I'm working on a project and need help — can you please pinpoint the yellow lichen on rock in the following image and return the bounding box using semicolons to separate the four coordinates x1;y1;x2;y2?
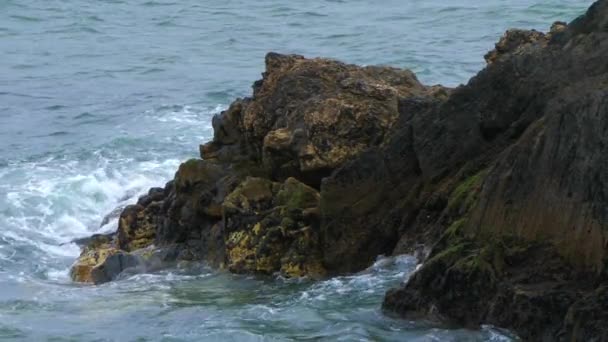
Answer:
116;205;157;252
225;230;254;272
281;259;326;278
70;244;119;283
223;177;326;278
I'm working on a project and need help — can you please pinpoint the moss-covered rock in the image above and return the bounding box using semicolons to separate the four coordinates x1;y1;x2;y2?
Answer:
382;3;608;339
201;52;441;188
69;4;608;338
73;50;440;284
223;177;325;278
117;204;157;252
446;170;487;215
70;243;119;284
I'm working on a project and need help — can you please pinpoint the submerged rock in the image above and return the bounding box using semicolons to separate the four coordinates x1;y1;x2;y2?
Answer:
70;232;115;248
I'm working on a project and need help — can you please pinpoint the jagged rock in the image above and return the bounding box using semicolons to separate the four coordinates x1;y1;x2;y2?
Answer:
117;204;157;252
70;229;140;284
484;29;547;64
560;285;608;340
69;232;142;284
382;1;608;340
201;52;438;187
87;252;141;284
319;96;442;274
136;187;165;207
70;1;608;339
223;177;325;277
72;52;435;283
70;234;119;283
70;243;177;284
70;245;121;284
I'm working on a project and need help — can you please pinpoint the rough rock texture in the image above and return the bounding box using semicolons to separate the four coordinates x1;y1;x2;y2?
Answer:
484;29;548;64
71;52;441;283
483;22;568;65
383;1;608;341
201;53;435;187
71;0;608;339
70;234;141;284
223;177;325;277
70;234;119;283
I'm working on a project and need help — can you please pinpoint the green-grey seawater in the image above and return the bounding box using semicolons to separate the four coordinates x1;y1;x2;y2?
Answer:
0;0;593;340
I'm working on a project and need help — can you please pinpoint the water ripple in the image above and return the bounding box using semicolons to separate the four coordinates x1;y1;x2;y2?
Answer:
0;0;594;340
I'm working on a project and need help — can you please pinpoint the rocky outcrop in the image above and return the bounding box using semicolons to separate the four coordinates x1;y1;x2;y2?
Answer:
201;53;437;187
483;22;568;65
71;52;443;283
223;177;325;277
382;1;608;340
71;0;608;339
484;29;548;64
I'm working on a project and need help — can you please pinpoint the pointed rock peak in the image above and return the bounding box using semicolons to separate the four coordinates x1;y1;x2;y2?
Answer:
568;0;608;35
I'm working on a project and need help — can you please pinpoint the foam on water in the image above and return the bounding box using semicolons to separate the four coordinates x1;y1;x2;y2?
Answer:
0;0;595;339
154;104;225;125
0;104;219;283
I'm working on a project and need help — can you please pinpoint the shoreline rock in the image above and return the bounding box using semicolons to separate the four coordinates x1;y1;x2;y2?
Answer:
381;1;608;340
71;52;444;282
71;0;608;339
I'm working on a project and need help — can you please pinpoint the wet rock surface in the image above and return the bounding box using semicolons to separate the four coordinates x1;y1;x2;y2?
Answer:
382;1;608;340
223;177;325;277
72;0;608;339
72;52;441;283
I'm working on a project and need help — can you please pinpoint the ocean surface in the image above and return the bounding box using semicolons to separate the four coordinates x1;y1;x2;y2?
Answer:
0;0;594;340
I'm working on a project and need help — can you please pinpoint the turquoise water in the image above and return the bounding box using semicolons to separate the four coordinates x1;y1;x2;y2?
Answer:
0;0;593;340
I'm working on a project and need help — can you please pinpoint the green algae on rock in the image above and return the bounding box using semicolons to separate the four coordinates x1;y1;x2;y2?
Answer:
223;177;325;277
382;1;608;340
70;1;608;339
71;51;440;283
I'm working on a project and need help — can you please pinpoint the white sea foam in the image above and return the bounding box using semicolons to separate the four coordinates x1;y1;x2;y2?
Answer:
0;100;235;283
46;268;71;281
0;148;188;277
98;217;119;235
290;255;417;306
153;104;225;127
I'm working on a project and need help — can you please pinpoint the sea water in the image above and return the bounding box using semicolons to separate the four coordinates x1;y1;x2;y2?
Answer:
0;0;593;340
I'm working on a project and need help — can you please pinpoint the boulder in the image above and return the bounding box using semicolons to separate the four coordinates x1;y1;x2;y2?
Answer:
70;234;140;284
72;52;437;283
201;52;439;187
484;29;547;64
70;243;119;284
